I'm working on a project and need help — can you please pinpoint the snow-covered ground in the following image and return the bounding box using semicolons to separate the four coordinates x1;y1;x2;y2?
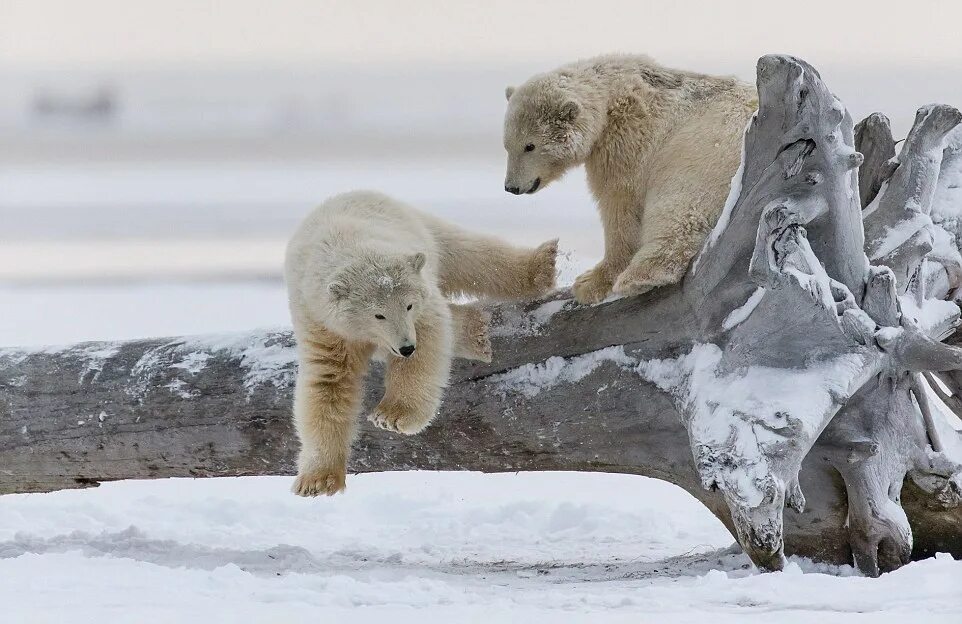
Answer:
4;473;960;623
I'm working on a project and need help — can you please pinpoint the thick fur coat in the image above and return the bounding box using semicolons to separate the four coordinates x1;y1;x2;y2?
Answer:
503;54;757;303
285;190;557;495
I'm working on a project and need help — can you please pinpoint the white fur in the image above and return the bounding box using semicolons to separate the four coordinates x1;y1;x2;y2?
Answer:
285;190;558;496
503;54;758;303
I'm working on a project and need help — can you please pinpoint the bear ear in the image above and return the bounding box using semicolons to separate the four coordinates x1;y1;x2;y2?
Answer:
328;280;350;301
559;100;580;123
504;86;515;101
408;252;426;273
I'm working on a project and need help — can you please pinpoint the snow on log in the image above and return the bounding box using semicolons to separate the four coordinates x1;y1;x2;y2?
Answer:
2;55;962;575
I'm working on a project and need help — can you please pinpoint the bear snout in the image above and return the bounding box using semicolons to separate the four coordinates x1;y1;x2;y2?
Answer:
505;184;522;195
399;344;416;358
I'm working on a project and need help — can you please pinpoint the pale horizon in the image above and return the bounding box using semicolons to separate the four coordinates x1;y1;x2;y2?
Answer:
2;0;961;283
2;0;961;71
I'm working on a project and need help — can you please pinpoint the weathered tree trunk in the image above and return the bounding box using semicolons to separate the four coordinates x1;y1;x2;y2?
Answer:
2;55;961;576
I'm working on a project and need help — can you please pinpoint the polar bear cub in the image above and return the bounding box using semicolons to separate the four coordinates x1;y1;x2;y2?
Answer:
285;190;558;496
503;54;757;303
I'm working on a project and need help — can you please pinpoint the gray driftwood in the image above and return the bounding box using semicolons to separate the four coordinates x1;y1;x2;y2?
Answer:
2;55;962;576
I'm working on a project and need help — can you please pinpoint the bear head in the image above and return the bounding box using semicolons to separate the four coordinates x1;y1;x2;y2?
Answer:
502;75;600;195
325;252;428;358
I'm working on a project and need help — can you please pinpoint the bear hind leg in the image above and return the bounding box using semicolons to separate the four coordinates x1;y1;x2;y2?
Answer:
430;217;558;300
449;303;492;363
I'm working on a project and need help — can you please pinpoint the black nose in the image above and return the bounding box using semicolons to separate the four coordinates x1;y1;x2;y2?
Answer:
399;345;416;357
505;185;522;195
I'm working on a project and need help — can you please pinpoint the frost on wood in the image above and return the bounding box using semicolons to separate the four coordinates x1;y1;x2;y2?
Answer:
3;55;962;576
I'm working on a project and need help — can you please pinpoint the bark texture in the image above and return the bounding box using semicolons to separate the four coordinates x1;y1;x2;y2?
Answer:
2;55;961;575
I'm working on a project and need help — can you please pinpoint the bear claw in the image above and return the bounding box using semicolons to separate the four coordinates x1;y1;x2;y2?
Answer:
612;264;675;296
292;468;346;497
369;404;432;435
572;266;613;305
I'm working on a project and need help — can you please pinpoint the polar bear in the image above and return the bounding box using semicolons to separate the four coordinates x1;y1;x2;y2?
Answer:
285;190;558;496
503;54;757;304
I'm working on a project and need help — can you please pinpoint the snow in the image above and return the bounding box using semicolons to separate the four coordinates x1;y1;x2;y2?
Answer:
638;344;871;507
932;132;962;225
170;351;212;375
861;179;889;219
489;297;573;338
899;293;961;336
491;346;634;398
3;474;962;623
722;287;766;330
115;329;296;401
866;212;934;260
693;113;754;271
186;331;298;393
530;298;569;326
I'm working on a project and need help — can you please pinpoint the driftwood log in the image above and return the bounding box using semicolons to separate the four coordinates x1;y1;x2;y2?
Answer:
2;55;962;576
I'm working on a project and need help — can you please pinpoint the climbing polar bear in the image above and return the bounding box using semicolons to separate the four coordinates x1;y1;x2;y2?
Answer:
503;54;757;304
285;190;558;496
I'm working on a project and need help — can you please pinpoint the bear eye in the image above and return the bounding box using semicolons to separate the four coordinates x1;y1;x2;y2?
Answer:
524;143;535;152
406;304;413;311
374;314;386;320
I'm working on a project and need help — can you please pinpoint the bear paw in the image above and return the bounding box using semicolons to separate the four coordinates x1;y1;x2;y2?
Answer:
527;238;559;295
369;402;433;435
291;467;346;497
454;306;492;363
612;263;677;296
572;265;613;305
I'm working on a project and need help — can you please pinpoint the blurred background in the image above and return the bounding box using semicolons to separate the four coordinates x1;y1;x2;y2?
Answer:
2;0;961;346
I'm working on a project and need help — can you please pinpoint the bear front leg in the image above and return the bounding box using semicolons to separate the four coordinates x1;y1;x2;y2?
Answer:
449;303;492;363
612;245;688;296
572;264;617;305
572;206;640;305
612;209;709;296
291;335;373;497
370;302;453;434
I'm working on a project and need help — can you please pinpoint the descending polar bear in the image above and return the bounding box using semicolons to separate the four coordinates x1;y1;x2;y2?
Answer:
285;190;558;496
503;54;757;303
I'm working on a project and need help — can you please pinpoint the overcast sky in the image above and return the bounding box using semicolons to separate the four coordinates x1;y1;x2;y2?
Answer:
2;0;961;70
